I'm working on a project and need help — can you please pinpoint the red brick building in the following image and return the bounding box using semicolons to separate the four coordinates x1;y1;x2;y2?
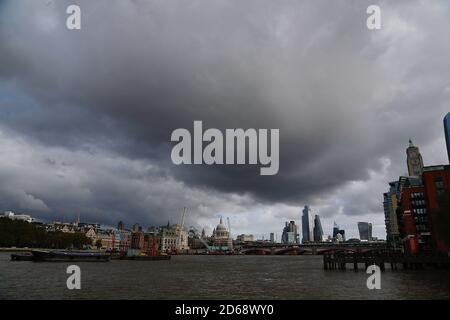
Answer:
396;166;450;254
143;233;159;255
397;185;428;254
131;231;144;249
422;165;450;253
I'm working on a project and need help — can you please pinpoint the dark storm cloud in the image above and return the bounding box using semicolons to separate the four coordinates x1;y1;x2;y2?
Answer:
1;0;450;235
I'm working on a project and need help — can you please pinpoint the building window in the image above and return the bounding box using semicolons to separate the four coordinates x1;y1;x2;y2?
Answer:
434;176;445;196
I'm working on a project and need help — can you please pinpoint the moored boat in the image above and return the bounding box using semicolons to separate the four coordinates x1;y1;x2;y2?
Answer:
112;233;171;261
114;254;171;261
31;250;111;262
11;252;34;261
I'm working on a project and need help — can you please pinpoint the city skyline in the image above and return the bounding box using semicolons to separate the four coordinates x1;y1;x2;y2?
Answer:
1;207;378;243
0;127;444;243
1;0;450;240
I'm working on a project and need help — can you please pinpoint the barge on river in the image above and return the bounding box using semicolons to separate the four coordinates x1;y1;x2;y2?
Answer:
29;250;111;262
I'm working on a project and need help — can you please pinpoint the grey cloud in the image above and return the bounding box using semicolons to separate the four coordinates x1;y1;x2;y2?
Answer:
1;0;449;237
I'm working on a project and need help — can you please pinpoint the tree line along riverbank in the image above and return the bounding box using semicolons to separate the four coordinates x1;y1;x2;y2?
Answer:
0;218;91;250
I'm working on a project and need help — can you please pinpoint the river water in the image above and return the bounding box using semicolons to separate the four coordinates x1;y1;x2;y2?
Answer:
1;253;449;299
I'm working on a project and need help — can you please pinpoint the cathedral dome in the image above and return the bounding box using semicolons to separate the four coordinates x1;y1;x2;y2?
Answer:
213;217;229;239
216;217;227;231
210;217;233;250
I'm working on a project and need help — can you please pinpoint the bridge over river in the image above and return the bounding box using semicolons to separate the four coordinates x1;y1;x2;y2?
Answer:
236;242;389;255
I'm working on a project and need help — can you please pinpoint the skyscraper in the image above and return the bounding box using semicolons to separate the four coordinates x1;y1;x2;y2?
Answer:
444;113;450;163
282;221;299;244
301;206;314;243
332;221;340;238
132;223;140;233
406;139;424;177
313;215;324;242
336;229;345;242
383;181;400;244
357;222;373;241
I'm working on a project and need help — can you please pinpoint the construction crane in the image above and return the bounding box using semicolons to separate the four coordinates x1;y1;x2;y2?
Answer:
180;207;187;229
227;217;233;250
176;207;187;252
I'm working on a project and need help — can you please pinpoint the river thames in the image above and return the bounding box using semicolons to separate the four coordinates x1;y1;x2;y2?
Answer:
1;253;449;299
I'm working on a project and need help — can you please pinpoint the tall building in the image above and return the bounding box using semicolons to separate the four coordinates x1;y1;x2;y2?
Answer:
383;175;422;249
132;223;140;233
337;229;346;242
282;221;299;244
422;165;450;253
383;176;422;246
383;181;401;244
270;232;275;242
301;206;314;243
406;139;424;177
313;215;324;242
444;113;450;163
332;222;340;238
396;184;429;253
117;221;125;230
357;222;373;241
332;222;345;242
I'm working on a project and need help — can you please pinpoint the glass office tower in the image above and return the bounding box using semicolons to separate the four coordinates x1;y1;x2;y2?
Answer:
358;222;373;241
444;113;450;163
302;206;314;243
313;215;324;242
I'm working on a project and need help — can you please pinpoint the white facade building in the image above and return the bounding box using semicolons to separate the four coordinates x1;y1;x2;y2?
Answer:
3;211;34;223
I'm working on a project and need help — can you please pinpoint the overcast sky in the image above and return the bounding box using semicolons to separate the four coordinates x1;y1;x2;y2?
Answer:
1;0;450;239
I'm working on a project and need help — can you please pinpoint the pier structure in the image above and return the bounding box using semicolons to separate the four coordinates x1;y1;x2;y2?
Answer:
323;249;450;271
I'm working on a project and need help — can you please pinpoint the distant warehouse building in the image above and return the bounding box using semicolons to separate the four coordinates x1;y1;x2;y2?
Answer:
236;234;254;242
